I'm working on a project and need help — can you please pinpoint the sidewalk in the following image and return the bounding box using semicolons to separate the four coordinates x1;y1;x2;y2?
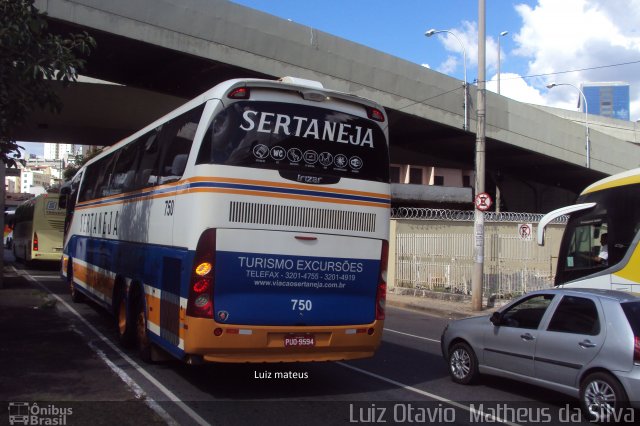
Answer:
387;288;504;320
0;253;167;425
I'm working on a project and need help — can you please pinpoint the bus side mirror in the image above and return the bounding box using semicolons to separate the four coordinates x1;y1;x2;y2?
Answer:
59;187;70;209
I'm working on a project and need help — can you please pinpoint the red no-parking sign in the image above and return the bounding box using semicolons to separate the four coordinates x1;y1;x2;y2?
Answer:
474;192;493;211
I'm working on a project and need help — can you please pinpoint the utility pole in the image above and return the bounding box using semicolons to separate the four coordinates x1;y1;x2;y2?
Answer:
471;0;487;311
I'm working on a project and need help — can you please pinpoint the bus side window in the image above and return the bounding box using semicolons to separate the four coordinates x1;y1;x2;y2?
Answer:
108;138;144;194
79;162;101;202
134;129;161;189
93;154;118;198
157;105;204;184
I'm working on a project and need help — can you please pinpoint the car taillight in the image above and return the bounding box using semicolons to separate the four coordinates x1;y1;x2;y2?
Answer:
634;336;640;365
33;232;39;251
186;229;216;318
376;240;389;320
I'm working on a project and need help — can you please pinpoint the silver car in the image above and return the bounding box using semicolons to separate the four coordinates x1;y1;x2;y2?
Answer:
441;288;640;421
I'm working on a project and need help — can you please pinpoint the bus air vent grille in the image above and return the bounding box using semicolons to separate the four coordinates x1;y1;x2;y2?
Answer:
229;201;376;233
48;220;65;231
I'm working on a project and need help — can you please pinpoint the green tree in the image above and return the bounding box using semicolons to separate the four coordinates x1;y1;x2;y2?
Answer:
62;148;102;181
0;0;96;167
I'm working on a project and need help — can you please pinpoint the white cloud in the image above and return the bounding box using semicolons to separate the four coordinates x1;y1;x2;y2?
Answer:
431;22;507;80
511;0;640;120
438;55;459;75
428;0;640;120
487;73;547;105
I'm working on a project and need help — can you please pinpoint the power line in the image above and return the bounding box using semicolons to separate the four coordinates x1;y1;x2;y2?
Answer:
397;85;464;111
397;58;640;113
486;58;640;84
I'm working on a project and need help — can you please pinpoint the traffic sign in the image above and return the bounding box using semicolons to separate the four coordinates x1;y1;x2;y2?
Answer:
518;223;533;240
474;192;493;211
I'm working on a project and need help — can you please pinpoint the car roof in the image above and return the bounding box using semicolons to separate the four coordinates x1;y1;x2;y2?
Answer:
531;287;640;303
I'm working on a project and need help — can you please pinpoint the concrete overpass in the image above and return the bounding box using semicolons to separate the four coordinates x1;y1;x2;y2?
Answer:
18;0;640;212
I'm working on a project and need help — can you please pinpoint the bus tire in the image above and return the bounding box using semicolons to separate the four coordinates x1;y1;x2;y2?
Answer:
68;261;84;303
135;291;153;363
115;283;135;347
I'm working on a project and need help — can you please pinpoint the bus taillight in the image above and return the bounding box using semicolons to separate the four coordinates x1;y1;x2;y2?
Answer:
376;240;389;320
187;229;216;318
33;232;39;251
367;107;385;122
227;87;250;99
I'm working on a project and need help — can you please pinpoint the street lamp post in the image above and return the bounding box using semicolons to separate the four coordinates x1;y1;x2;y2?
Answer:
495;30;507;213
546;83;591;168
425;28;468;131
497;31;508;95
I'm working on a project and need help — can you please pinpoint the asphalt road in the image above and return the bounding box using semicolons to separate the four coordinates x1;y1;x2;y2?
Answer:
7;261;597;426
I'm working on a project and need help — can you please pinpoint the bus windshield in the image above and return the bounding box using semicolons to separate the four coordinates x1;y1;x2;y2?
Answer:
555;183;640;284
196;101;389;183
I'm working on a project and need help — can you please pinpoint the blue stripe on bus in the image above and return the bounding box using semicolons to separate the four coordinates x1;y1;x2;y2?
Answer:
76;180;389;209
189;181;389;204
66;235;194;299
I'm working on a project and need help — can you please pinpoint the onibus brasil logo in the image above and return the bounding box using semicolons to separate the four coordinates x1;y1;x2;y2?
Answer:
8;402;72;425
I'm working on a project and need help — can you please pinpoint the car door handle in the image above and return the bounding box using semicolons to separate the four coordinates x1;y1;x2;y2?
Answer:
579;340;597;348
520;333;535;341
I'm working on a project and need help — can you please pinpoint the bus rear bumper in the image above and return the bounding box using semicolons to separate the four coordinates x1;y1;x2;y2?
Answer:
182;317;384;363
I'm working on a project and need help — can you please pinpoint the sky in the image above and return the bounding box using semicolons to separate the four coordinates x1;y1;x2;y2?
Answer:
21;0;640;158
230;0;640;119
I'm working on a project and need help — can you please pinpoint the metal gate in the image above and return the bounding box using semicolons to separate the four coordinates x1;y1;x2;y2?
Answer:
392;209;566;298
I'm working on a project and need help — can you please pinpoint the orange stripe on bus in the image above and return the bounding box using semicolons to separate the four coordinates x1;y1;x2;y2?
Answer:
186;187;389;208
186;176;390;199
73;262;115;300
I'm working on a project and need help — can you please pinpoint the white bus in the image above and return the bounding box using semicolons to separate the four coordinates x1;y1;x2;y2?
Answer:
13;193;65;263
60;77;390;363
538;168;640;293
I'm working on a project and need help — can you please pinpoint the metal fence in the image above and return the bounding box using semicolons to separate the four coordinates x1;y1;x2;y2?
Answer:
392;209;566;299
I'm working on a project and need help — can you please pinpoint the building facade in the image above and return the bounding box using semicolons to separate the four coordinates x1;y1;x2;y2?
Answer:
581;82;630;121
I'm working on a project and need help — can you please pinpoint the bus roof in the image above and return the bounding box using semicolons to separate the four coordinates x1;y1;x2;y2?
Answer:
582;167;640;195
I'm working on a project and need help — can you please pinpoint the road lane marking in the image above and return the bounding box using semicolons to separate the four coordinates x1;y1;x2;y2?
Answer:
384;328;441;343
14;266;211;426
336;362;521;426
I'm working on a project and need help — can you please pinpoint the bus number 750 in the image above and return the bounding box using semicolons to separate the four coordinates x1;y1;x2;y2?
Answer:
291;299;312;311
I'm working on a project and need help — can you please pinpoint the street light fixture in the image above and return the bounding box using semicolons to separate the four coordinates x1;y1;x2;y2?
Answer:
546;82;591;168
425;28;468;131
497;31;508;94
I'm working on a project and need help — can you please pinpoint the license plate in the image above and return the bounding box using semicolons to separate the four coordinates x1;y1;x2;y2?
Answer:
284;334;315;348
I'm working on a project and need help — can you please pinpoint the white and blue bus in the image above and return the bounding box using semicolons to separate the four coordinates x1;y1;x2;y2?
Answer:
60;77;390;363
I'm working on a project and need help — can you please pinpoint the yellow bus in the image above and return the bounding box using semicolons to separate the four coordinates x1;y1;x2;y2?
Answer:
538;168;640;292
13;193;65;263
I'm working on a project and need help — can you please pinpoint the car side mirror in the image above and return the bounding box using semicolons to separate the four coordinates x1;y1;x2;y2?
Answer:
490;312;502;326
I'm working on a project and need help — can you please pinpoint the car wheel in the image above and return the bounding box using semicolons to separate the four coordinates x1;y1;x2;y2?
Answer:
580;372;628;423
448;342;478;384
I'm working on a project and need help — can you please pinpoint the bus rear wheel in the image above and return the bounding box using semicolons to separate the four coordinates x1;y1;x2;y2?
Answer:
116;291;135;347
136;295;152;363
68;262;84;303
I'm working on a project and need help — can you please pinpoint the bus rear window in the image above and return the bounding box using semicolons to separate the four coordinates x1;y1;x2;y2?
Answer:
196;101;389;183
